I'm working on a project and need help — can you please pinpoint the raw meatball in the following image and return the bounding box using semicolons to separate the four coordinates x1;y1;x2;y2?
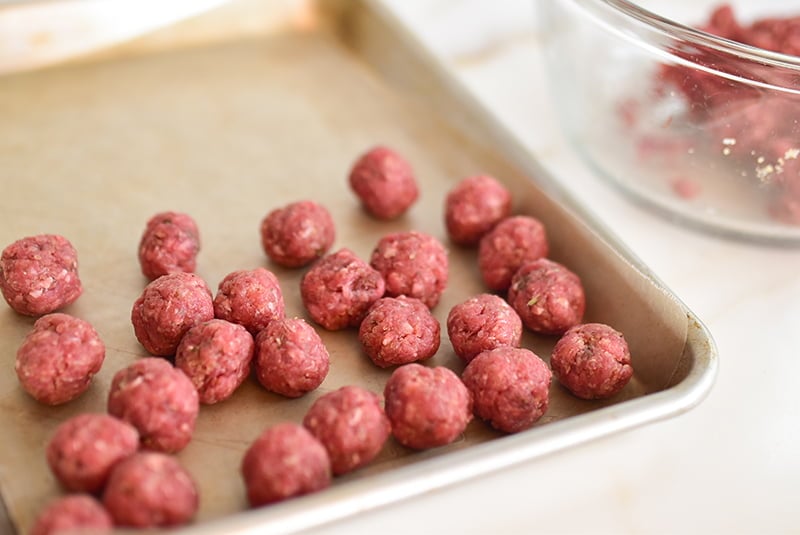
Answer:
131;271;214;356
383;364;472;450
507;258;586;335
137;211;200;281
15;313;105;405
551;323;633;400
213;268;284;334
107;358;199;453
359;296;440;368
478;215;549;291
462;347;552;433
444;175;512;246
369;231;448;309
348;146;418;220
303;386;391;475
175;319;254;404
254;317;330;398
30;494;112;535
241;422;331;507
260;200;335;267
46;413;139;492
0;234;82;316
103;452;198;528
446;293;522;363
300;248;385;330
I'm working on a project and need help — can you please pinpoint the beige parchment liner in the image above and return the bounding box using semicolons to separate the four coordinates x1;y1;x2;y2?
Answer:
0;10;688;534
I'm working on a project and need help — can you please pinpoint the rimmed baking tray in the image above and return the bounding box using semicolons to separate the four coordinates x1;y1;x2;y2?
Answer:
0;0;717;533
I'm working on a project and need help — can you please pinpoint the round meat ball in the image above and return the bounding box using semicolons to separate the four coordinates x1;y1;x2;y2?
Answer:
0;234;82;316
303;386;391;475
507;258;585;335
175;319;254;404
383;364;472;450
260;200;335;267
46;413;139;493
478;215;549;291
213;267;284;334
348;146;418;220
30;494;112;535
300;248;385;330
359;296;440;368
241;422;331;507
103;452;198;528
369;231;448;309
446;293;522;363
444;175;512;246
462;347;552;433
550;323;633;400
137;211;200;281
16;313;105;405
254;317;330;398
131;271;214;356
107;357;199;453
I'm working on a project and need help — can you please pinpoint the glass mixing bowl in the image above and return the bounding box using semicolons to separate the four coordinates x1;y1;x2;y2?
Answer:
537;0;800;243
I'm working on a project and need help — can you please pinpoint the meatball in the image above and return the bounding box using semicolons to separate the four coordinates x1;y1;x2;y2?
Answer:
446;293;522;363
507;258;585;335
254;317;330;398
175;319;254;404
260;200;335;267
550;323;634;400
131;272;214;356
0;234;82;316
241;423;331;507
478;215;549;291
137;211;200;281
383;364;472;450
107;358;199;453
46;413;139;493
303;386;390;475
213;267;284;334
444;175;512;246
462;347;552;433
103;452;198;528
30;495;112;535
369;231;448;309
348;146;418;220
300;248;385;330
359;296;440;368
15;313;105;405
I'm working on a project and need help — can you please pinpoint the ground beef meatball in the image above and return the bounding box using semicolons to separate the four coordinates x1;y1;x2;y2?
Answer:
462;347;552;433
213;268;284;335
444;175;512;246
46;413;139;493
15;313;105;405
30;494;112;535
550;323;633;400
103;452;198;528
300;248;385;330
175;319;254;404
478;215;549;291
359;296;440;368
137;211;200;281
254;317;330;398
107;358;199;453
260;200;335;267
0;234;82;316
446;293;522;363
131;272;214;356
507;258;585;335
383;364;472;450
348;146;418;220
241;422;331;507
369;231;448;309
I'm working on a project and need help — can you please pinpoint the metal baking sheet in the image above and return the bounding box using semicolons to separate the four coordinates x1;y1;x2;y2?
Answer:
0;1;717;533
